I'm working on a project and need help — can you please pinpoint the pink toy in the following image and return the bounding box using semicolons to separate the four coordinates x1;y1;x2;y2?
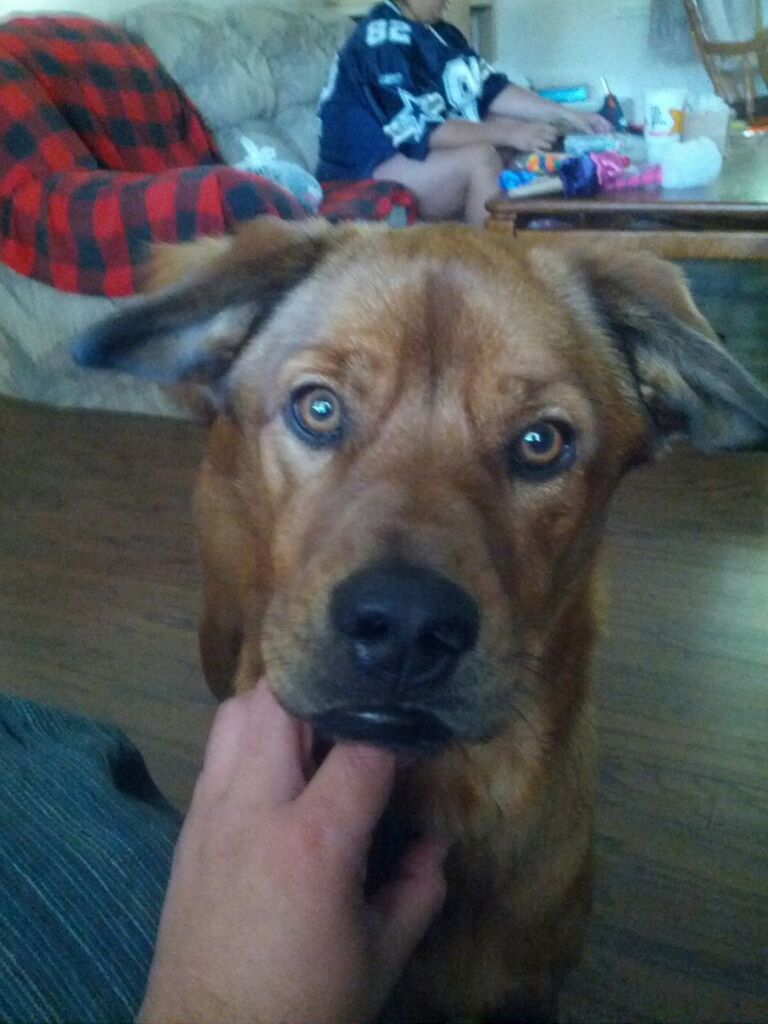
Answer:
591;151;633;186
591;151;661;190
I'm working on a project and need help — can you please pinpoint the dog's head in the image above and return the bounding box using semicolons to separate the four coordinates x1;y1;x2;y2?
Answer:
74;219;768;757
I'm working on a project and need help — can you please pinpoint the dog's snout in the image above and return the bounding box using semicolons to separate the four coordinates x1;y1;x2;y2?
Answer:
330;563;479;687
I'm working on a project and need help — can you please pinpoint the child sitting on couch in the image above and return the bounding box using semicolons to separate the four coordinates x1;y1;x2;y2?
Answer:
317;0;610;225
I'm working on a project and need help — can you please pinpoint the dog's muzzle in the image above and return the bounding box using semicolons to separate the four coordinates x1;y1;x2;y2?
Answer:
311;704;454;755
309;561;480;754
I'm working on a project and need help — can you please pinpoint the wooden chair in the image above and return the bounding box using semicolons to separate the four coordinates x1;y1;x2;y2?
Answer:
683;0;767;120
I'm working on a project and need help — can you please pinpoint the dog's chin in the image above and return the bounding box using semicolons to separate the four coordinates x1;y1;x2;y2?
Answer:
310;704;455;758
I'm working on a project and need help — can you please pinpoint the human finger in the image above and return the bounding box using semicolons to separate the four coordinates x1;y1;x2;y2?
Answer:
300;741;396;847
370;836;448;978
193;680;309;808
536;123;558;145
589;114;612;133
191;693;249;806
231;681;313;804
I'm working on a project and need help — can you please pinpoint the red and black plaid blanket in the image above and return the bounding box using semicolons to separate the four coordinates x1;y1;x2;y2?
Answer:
0;16;417;296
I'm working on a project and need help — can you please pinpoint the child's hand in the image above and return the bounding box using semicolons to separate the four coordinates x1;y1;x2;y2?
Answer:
496;119;559;152
561;110;613;134
139;680;448;1024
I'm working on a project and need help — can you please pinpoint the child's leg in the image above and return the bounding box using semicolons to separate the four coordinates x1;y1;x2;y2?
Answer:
373;145;502;226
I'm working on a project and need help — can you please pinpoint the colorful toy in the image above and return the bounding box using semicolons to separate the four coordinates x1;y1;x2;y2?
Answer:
500;137;724;199
498;169;537;192
522;152;567;174
558;152;627;196
498;175;565;198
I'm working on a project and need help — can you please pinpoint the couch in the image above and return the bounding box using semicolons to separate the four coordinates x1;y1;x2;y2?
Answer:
0;2;416;417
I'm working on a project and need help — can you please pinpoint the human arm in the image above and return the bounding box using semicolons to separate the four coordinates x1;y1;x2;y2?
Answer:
488;83;612;134
428;115;559;153
138;681;447;1024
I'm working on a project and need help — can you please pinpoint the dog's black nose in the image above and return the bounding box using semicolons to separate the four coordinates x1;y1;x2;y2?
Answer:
330;563;479;688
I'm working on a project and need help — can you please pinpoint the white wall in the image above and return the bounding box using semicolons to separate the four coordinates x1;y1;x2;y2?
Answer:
494;0;711;122
0;0;713;122
0;0;306;18
0;0;163;15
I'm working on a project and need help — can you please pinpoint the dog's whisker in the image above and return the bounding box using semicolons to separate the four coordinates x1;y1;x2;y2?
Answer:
509;702;543;745
509;653;550;687
511;648;545;664
511;649;546;669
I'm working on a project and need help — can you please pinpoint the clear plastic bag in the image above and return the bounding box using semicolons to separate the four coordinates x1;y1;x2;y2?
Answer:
235;138;323;213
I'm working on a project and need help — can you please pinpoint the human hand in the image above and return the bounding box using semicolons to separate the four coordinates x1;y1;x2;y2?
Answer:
560;109;613;134
493;118;559;152
138;680;448;1024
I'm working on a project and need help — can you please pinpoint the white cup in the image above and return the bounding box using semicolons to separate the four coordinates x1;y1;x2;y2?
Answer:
645;89;686;161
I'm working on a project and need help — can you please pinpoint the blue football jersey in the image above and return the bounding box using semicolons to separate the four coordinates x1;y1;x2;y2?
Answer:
316;0;509;181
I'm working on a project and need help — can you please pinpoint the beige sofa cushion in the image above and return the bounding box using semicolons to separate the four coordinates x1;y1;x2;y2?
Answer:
0;264;182;417
123;2;352;170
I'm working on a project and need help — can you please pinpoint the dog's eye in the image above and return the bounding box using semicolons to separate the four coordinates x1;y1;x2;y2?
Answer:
508;421;575;480
289;385;344;446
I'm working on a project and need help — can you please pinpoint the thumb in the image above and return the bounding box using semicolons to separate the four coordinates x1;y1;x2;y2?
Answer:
370;836;448;979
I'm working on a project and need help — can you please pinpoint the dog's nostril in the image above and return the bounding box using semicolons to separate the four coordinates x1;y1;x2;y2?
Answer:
423;618;476;656
409;618;476;681
350;609;393;643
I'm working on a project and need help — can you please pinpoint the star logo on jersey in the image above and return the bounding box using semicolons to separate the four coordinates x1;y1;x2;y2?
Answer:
383;88;446;146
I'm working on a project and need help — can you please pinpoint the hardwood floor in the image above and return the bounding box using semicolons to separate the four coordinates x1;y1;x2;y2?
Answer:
1;377;766;1022
0;398;214;811
565;450;768;1022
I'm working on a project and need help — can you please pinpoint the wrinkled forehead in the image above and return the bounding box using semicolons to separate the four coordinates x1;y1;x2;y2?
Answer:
230;248;606;429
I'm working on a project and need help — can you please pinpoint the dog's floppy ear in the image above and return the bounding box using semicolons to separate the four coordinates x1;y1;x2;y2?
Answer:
72;217;342;388
530;243;768;453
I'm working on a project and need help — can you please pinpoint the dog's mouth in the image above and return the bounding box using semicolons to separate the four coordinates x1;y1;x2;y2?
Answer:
310;704;454;757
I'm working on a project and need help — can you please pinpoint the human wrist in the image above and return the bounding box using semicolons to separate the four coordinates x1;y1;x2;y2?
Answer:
137;979;238;1024
484;118;520;146
137;997;245;1024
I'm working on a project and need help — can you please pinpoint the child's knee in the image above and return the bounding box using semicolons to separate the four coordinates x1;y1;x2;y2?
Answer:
465;144;503;175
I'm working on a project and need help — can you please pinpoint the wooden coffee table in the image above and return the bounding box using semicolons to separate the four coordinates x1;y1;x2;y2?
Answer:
485;133;768;259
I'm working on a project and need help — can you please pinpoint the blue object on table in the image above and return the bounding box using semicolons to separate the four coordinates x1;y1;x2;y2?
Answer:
535;85;589;104
559;155;601;198
499;169;537;191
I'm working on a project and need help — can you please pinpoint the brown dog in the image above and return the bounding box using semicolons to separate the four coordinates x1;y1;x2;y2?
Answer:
74;219;768;1022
